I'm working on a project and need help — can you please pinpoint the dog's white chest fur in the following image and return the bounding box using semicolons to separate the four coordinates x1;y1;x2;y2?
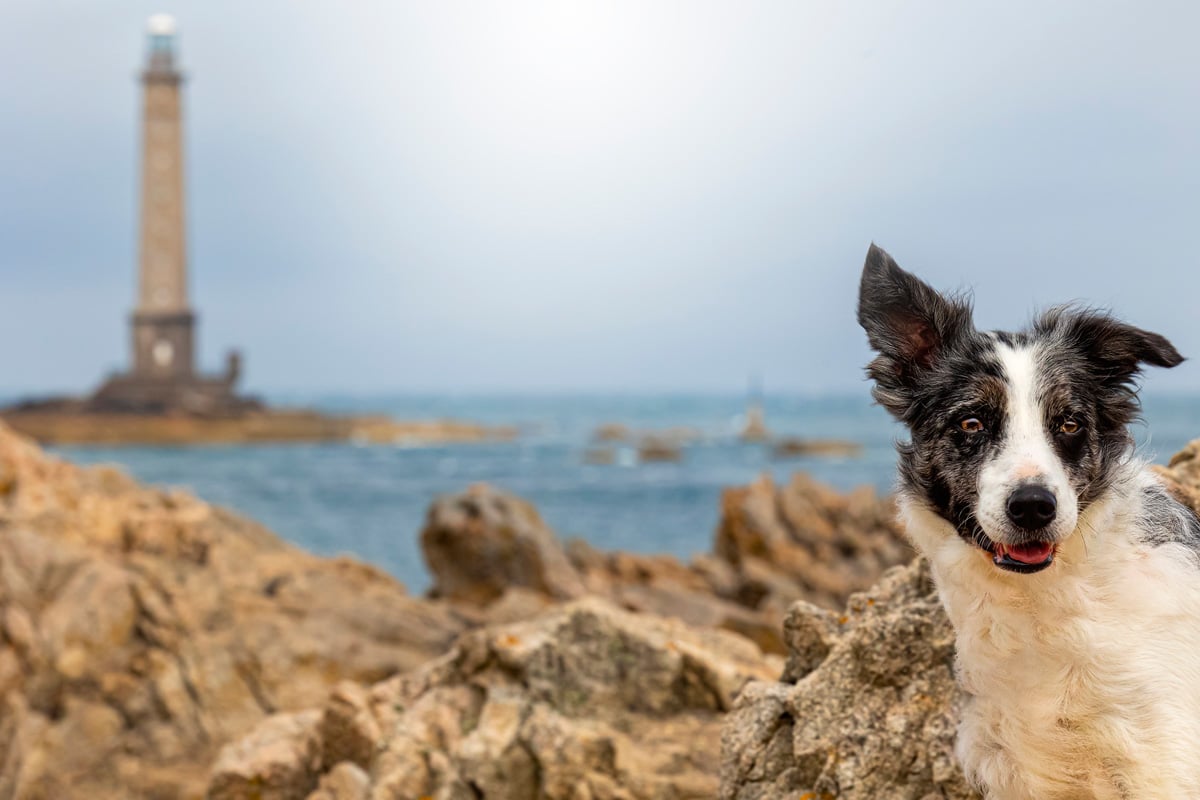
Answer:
904;472;1200;800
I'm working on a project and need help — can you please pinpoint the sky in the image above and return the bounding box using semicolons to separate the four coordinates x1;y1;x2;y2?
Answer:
2;1;1199;395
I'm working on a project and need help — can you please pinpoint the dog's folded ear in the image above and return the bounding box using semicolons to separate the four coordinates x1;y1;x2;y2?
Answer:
857;244;973;415
1038;307;1184;381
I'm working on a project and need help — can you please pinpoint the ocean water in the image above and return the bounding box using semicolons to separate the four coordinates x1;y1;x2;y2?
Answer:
52;393;1200;592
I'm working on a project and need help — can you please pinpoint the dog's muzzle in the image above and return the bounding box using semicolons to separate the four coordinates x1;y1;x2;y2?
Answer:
989;483;1058;573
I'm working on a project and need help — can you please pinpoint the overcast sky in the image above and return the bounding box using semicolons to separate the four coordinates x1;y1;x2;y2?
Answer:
2;1;1198;395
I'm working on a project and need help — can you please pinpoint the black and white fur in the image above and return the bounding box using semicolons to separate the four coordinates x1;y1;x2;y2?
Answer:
857;244;1200;800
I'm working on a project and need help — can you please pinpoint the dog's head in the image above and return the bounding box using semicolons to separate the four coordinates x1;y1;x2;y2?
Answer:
857;244;1183;574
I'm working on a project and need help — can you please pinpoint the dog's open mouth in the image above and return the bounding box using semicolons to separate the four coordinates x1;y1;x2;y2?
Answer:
963;522;1057;574
990;541;1055;574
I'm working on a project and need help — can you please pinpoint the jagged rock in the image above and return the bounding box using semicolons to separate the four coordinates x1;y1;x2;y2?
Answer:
720;560;980;800
306;762;369;800
428;488;780;646
425;479;912;658
207;709;323;800
317;681;380;771
0;422;469;800
1156;440;1200;516
715;473;913;611
422;483;587;605
216;597;781;800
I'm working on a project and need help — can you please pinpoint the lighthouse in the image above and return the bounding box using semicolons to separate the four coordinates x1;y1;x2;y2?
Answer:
133;13;194;378
90;15;247;414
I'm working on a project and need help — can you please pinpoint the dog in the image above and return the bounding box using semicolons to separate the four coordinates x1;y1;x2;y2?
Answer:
857;244;1200;800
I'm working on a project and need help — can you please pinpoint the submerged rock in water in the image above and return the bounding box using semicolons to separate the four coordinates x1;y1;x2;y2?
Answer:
770;436;863;459
209;597;780;799
637;436;684;462
592;422;632;442
582;446;617;465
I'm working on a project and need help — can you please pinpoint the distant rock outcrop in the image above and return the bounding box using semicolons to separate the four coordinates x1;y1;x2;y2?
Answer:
770;436;863;459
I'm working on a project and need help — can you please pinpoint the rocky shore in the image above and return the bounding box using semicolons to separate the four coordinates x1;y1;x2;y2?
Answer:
0;418;907;798
3;418;1194;799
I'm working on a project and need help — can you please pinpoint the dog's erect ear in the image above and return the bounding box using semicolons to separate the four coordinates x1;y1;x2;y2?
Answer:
1039;307;1184;381
857;245;974;412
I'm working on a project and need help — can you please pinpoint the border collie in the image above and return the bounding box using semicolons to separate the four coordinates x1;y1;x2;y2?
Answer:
857;244;1200;799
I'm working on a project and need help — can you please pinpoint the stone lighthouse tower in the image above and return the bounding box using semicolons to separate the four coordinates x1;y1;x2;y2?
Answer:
90;15;247;414
133;13;194;379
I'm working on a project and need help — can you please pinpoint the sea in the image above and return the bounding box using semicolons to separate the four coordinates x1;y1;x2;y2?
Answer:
51;393;1200;593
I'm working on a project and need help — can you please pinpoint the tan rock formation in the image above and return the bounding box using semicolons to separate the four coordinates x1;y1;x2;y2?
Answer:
421;477;912;656
1155;439;1200;516
714;473;913;611
720;560;980;800
422;484;587;605
0;422;468;799
208;598;780;800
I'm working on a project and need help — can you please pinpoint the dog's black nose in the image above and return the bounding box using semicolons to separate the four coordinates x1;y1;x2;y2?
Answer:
1006;484;1057;530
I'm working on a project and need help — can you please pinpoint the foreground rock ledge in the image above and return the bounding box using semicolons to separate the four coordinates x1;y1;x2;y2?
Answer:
208;597;781;800
719;559;980;800
0;422;470;799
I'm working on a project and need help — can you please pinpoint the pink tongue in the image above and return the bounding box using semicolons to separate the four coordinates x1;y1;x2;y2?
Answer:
1002;542;1053;564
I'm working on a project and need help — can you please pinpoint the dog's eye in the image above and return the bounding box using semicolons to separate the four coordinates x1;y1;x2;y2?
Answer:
1059;420;1081;435
959;417;984;433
